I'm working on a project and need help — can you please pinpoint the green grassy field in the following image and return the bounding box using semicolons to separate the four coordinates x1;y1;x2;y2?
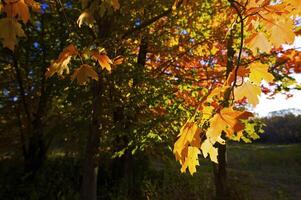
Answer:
226;144;301;200
0;143;300;199
143;143;301;200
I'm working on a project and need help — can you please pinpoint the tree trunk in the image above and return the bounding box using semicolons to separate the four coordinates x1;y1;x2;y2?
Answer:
80;78;103;200
213;142;228;200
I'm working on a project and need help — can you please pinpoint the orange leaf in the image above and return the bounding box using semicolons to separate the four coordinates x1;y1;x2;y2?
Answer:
206;107;252;143
113;55;124;65
71;64;98;85
234;81;261;107
0;18;25;51
45;44;78;78
3;0;30;23
91;51;113;71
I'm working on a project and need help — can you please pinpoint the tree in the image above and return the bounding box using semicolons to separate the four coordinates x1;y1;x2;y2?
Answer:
1;0;301;199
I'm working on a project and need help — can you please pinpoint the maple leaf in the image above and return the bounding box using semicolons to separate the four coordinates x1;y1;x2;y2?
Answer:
246;32;272;53
3;0;30;23
173;121;201;164
269;20;295;48
180;146;200;175
206;107;253;144
0;18;25;51
234;81;261;107
249;62;274;85
71;64;98;85
200;139;218;163
45;44;78;78
91;51;113;71
112;55;124;65
77;10;94;28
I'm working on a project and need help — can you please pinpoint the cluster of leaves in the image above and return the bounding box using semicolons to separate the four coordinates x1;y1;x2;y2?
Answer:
171;0;301;174
1;0;301;177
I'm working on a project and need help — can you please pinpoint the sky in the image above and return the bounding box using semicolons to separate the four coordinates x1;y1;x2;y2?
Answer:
254;37;301;117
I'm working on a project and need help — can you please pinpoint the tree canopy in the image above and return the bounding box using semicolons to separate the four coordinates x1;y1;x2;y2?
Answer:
0;0;301;199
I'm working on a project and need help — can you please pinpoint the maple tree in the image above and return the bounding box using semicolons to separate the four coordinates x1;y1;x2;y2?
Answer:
1;0;301;199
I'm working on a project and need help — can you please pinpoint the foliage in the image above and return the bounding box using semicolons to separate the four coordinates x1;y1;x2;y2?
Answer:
0;0;301;189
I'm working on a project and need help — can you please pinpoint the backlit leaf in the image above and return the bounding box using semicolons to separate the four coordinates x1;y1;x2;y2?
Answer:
249;62;274;85
180;146;200;175
45;44;78;78
200;139;218;163
234;81;261;107
71;64;98;85
206;107;253;144
91;51;113;71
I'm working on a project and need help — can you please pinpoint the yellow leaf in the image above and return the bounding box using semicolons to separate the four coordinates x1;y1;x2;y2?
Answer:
3;0;30;23
173;121;201;164
269;20;295;48
249;62;274;85
234;81;261;107
0;18;25;51
71;64;98;85
246;32;272;53
200;139;218;163
180;146;200;175
77;10;94;28
206;107;252;143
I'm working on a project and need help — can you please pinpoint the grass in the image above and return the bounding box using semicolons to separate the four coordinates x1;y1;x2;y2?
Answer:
226;143;301;200
0;143;300;199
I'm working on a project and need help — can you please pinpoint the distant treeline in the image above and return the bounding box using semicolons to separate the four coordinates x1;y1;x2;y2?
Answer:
258;114;301;144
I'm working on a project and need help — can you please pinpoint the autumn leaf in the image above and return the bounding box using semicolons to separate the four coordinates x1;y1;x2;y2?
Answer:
25;0;40;12
269;20;295;48
3;0;30;23
77;10;94;28
180;146;200;175
246;32;272;53
249;62;274;85
226;67;249;86
91;51;113;71
45;44;78;78
206;107;253;144
200;139;218;163
0;18;25;51
71;64;98;85
173;121;201;164
234;81;261;107
112;55;124;65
